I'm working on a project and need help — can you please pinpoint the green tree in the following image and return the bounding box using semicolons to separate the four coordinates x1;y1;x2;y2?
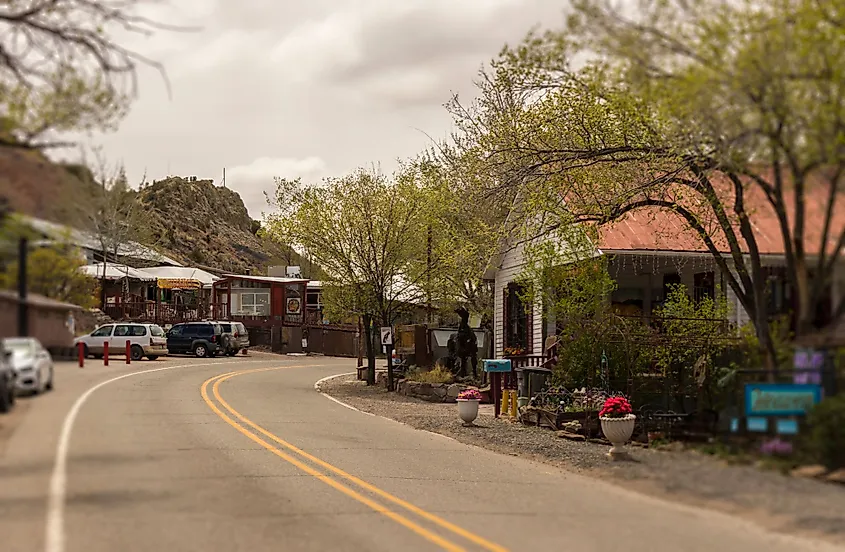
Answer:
2;246;96;307
265;167;432;388
0;0;174;149
403;157;506;323
447;0;845;370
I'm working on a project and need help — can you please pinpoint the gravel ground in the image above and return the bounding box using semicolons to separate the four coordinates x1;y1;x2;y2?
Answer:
320;374;845;544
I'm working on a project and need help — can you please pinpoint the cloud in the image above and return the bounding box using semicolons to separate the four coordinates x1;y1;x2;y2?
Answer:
226;156;328;218
268;0;566;106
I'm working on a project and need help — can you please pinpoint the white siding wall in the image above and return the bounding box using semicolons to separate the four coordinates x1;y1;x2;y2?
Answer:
493;241;544;358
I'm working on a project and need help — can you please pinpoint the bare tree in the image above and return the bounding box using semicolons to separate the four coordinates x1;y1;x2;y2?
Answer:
0;0;183;149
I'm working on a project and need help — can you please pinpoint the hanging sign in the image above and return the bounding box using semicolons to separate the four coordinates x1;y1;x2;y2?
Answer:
157;278;201;290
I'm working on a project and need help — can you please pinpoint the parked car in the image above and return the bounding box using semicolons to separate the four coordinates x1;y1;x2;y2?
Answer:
74;323;168;361
166;322;224;358
0;346;15;413
211;321;250;356
3;337;54;395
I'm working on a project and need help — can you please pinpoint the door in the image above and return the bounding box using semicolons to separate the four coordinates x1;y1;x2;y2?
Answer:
167;325;188;353
272;286;284;318
87;325;113;354
110;324;133;354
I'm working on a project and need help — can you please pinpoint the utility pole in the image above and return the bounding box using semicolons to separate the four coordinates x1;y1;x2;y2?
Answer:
222;167;226;188
17;237;28;336
426;224;432;325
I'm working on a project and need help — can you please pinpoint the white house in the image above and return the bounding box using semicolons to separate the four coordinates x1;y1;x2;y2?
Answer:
485;203;845;360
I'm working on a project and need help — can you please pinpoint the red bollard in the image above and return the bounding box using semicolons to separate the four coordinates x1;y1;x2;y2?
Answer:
125;340;131;364
103;341;109;366
78;341;85;368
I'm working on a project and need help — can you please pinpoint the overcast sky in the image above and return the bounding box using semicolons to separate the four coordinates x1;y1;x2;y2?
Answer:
56;0;570;219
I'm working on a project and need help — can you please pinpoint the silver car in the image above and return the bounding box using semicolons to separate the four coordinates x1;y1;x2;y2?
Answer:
3;337;54;395
74;323;168;361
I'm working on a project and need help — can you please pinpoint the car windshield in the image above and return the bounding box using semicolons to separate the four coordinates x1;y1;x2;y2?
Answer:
149;325;165;337
3;339;35;356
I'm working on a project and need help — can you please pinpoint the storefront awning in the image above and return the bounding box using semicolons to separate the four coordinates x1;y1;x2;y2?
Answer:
157;278;202;290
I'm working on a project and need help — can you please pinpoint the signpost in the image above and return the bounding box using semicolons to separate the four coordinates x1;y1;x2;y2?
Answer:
380;327;395;391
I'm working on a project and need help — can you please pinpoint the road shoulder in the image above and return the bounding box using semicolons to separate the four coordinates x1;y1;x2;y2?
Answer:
319;374;845;546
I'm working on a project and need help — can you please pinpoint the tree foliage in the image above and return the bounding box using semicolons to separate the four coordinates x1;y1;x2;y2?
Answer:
446;0;845;369
0;0;173;149
265;167;431;327
1;245;96;307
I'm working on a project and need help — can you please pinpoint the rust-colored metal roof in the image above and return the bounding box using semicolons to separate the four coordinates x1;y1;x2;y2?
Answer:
596;171;845;255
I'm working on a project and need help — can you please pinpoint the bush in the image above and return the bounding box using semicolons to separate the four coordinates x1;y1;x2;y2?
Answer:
805;395;845;470
405;366;453;384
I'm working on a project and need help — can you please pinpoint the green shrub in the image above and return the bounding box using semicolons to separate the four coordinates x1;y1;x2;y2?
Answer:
406;366;454;384
805;395;845;470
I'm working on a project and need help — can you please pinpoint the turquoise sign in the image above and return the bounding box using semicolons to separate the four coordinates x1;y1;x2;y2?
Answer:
744;383;822;417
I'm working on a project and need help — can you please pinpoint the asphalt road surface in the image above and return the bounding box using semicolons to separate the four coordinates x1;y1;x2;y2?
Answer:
0;354;841;552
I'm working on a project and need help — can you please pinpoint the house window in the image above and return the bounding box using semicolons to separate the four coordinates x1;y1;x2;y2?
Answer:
504;283;531;354
239;292;270;315
693;272;715;303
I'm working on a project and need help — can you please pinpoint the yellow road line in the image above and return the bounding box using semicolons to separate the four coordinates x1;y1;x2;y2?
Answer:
200;371;467;552
208;367;509;552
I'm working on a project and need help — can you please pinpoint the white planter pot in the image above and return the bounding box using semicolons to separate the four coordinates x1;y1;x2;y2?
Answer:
457;399;480;425
600;414;636;456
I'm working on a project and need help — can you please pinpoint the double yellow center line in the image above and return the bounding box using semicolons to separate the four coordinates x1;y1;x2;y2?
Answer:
200;367;509;552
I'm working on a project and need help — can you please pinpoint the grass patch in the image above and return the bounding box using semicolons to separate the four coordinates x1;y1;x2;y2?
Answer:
405;366;454;384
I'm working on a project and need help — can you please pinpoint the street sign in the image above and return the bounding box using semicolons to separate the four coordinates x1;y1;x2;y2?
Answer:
380;327;393;346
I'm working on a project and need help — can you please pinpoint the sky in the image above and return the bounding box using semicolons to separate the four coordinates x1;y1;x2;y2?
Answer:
56;0;571;219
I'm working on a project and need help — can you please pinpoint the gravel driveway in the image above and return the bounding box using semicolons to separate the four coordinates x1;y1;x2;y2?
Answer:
320;374;845;544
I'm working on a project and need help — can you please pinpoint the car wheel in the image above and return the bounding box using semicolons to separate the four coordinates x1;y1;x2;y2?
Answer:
45;369;53;391
0;380;10;413
194;344;208;358
147;356;159;361
130;345;144;361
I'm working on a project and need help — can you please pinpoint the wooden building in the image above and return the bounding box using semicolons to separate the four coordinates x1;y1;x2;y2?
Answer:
210;274;309;327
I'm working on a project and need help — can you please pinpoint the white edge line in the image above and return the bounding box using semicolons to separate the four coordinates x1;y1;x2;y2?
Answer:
313;372;374;415
45;359;270;552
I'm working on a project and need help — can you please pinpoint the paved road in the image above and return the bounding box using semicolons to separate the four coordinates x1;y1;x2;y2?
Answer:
0;354;841;552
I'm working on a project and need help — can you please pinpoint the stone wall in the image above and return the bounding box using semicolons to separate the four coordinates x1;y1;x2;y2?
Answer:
397;380;469;403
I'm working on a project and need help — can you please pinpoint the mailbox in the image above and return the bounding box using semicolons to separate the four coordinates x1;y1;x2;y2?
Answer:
483;359;512;373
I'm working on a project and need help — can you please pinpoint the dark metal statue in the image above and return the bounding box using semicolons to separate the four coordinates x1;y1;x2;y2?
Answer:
447;306;478;378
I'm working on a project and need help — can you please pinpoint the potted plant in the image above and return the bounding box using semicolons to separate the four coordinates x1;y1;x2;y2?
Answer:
599;395;636;458
456;389;482;425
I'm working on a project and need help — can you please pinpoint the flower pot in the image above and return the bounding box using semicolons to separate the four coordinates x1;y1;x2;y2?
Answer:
457;398;480;425
600;414;636;457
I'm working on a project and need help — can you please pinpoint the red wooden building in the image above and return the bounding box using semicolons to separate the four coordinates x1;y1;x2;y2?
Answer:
210;274;309;327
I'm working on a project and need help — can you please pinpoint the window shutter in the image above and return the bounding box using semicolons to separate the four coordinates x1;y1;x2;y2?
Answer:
526;298;533;354
502;287;510;349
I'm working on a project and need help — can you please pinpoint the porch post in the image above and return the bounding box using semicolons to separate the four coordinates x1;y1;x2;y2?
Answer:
227;279;232;319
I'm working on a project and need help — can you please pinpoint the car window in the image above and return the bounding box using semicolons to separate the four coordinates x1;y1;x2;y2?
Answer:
168;325;183;337
150;325;165;337
91;325;113;337
212;324;222;335
114;325;131;337
220;323;231;333
196;324;213;337
130;326;147;337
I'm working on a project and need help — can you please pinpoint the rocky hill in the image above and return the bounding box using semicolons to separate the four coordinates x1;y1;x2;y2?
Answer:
0;147;99;228
137;176;316;275
0;147;317;276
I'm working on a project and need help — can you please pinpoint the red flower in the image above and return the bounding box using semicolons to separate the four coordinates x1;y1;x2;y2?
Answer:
600;395;632;418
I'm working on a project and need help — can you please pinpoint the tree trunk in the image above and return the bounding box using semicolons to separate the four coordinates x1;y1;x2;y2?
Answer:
363;313;376;386
100;257;108;310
